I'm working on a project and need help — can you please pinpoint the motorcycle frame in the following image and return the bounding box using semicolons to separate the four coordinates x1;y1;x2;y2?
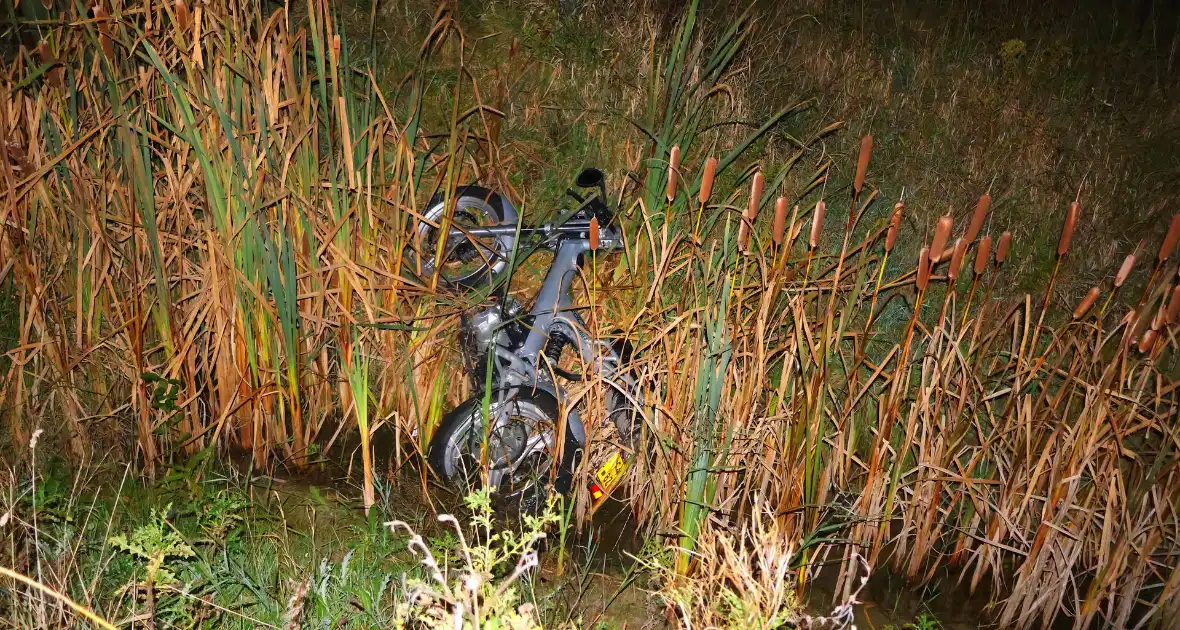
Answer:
450;217;629;448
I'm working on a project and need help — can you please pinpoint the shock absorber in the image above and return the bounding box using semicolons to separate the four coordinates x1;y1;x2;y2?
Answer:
544;330;585;381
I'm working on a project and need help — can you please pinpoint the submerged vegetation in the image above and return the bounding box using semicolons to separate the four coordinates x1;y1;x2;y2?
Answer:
1;0;1178;627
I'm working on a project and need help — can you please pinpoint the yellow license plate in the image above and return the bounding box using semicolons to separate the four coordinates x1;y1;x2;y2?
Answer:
594;451;629;494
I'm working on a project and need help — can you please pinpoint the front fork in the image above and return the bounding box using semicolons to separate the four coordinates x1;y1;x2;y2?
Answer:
466;308;637;513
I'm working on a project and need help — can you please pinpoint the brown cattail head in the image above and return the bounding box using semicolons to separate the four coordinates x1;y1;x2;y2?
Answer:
854;134;873;195
1139;329;1156;354
772;196;788;245
996;231;1013;264
93;6;116;61
36;41;63;87
948;238;967;281
1057;201;1079;256
1114;253;1135;288
930;215;952;263
809;200;825;249
917;247;931;290
739;172;763;251
974;235;993;275
588;216;599;251
666;146;681;202
175;0;191;29
698;155;716;205
1167;286;1180;325
1073;287;1100;320
1161;214;1180;261
885;203;903;252
748;171;764;221
967;193;991;243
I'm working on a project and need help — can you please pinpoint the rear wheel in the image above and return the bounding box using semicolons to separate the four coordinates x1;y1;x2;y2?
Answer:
427;389;578;513
407;186;516;288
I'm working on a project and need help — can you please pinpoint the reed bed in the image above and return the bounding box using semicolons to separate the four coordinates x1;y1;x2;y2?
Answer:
2;0;1178;627
617;142;1180;626
0;0;473;488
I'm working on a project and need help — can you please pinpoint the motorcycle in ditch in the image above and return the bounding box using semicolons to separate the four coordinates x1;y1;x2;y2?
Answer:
408;168;643;513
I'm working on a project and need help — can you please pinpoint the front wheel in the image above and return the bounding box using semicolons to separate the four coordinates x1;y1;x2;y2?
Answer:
427;389;579;513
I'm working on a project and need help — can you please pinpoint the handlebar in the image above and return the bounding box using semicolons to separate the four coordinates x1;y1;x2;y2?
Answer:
446;184;616;244
447;219;618;244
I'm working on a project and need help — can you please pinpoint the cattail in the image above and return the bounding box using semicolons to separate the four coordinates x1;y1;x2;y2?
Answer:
930;215;952;263
966;193;991;243
948;238;966;281
36;41;62;87
974;235;993;275
748;171;764;220
1160;215;1180;261
666;146;681;202
1057;201;1079;256
175;0;191;30
996;231;1013;264
916;247;931;290
1166;286;1180;325
885;203;903;252
94;6;115;61
588;216;599;251
1073;287;1100;319
854;134;873;196
739;172;763;251
1114;253;1135;288
1138;329;1156;354
809;200;825;249
772;196;788;245
698;155;716;204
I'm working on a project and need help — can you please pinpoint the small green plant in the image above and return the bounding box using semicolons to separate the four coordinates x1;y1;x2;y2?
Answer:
906;613;941;630
191;490;248;546
108;504;195;587
387;489;559;630
108;503;197;626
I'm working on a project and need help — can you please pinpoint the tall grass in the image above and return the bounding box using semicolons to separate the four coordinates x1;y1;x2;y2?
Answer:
0;0;468;477
2;0;1178;626
617;136;1180;625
